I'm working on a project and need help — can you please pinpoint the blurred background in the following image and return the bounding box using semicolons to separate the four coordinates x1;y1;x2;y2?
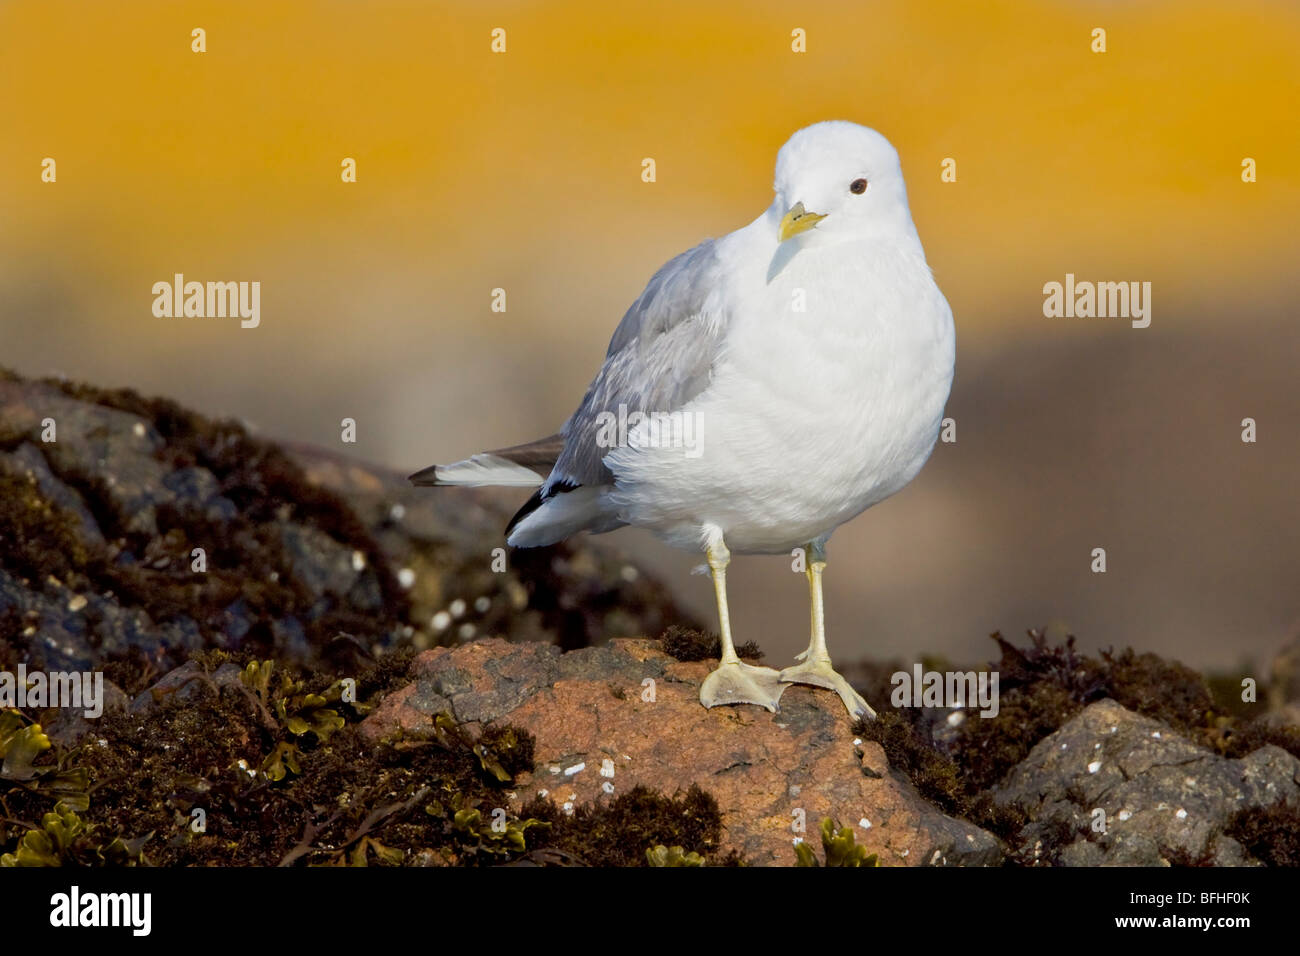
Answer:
2;0;1298;672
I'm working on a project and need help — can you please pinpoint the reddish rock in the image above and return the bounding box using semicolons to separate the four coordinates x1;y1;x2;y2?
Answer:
363;636;1001;866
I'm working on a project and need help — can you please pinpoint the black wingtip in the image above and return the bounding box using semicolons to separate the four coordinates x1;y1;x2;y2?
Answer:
504;487;545;538
503;479;581;539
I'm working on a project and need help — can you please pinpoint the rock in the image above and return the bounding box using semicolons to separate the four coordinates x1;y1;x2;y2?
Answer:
7;369;1299;868
991;698;1300;865
0;372;692;682
161;466;239;522
286;441;693;652
40;679;129;747
128;659;248;716
0;442;106;548
278;523;375;608
0;378;175;536
362;636;1003;867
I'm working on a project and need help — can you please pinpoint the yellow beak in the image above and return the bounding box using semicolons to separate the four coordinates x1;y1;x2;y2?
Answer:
778;202;827;242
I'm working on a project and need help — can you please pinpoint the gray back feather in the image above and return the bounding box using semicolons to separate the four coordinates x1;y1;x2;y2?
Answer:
546;239;728;492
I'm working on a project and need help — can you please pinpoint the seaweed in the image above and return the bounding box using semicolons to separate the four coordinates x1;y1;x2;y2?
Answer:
646;845;704;867
794;817;879;867
1;801;149;867
1;651;745;866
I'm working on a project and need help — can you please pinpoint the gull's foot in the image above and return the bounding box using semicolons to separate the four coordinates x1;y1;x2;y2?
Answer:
700;661;787;713
779;660;877;720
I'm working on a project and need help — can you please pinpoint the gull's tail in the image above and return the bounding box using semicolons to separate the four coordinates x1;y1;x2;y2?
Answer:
410;433;624;548
408;434;563;488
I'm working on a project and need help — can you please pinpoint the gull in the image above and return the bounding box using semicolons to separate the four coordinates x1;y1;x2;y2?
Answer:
411;121;955;719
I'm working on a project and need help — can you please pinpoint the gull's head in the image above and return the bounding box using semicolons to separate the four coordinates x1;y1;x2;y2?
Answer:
771;121;915;245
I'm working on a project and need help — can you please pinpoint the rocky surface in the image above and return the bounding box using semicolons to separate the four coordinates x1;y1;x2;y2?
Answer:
0;371;692;680
362;636;1003;866
992;699;1300;866
3;368;1300;867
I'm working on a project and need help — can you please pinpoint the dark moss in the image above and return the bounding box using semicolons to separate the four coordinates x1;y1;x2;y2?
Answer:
1;376;413;674
854;711;966;816
100;648;166;698
2;647;539;866
945;630;1230;793
2;646;747;867
986;629;1104;701
0;470;91;583
659;624;763;663
1221;720;1300;762
965;793;1029;846
1225;801;1300;866
43;379;374;556
953;681;1082;793
849;629;1295;866
0;613;21;662
1100;647;1215;734
521;783;742;867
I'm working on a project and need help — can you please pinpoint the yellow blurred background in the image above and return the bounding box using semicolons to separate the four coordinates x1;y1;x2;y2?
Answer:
3;0;1298;671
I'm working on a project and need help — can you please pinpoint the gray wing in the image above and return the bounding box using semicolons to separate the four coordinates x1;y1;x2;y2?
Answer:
546;238;729;492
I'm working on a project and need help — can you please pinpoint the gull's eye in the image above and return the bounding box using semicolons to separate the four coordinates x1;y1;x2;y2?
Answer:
849;178;868;195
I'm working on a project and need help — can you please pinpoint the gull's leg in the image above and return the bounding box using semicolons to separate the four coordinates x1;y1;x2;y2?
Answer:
780;541;876;719
698;531;787;713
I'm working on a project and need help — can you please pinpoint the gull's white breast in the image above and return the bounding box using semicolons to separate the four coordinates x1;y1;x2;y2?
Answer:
606;233;955;554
